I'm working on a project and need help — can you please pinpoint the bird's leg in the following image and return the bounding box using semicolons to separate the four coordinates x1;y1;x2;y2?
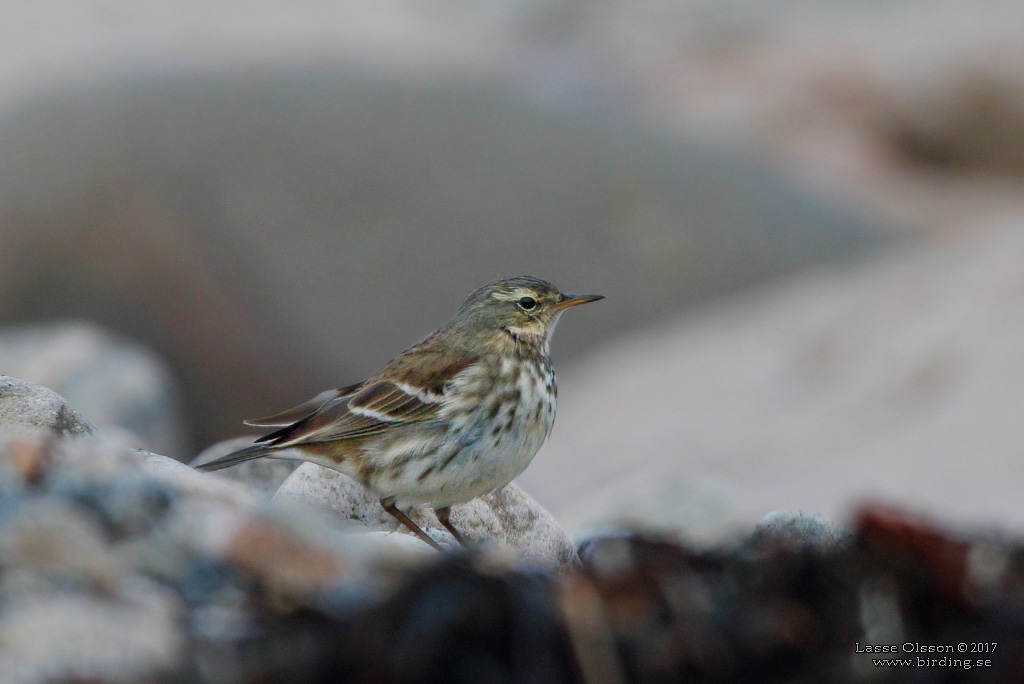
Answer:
434;506;466;546
380;497;443;551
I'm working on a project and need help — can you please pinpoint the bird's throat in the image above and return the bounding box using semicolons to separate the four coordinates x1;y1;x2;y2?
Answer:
500;325;549;357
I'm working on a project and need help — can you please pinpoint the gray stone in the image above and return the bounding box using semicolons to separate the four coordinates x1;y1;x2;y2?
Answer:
274;462;579;568
0;322;188;458
0;430;446;681
749;511;852;553
0;376;94;437
0;437;182;682
0;585;183;684
136;450;433;590
140;452;257;510
0;498;124;586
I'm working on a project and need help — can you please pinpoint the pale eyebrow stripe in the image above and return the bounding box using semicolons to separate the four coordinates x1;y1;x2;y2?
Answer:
491;289;532;302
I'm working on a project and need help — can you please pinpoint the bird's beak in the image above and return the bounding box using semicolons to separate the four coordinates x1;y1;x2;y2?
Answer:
555;293;605;310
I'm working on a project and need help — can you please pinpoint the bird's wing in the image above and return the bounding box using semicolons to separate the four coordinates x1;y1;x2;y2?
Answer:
243;383;364;427
258;345;477;448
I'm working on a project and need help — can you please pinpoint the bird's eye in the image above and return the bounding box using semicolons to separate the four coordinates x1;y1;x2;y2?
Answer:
517;296;537;311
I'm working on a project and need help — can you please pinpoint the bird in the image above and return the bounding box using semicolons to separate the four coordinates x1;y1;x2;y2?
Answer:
195;276;603;549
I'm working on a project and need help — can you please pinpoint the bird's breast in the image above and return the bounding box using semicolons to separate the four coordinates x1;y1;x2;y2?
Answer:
420;355;556;500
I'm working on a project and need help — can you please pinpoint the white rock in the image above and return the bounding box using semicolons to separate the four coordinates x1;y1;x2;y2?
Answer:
274;462;579;568
140;452;255;509
0;376;93;436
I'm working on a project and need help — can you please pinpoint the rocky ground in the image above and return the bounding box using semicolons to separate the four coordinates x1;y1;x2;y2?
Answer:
2;375;1024;683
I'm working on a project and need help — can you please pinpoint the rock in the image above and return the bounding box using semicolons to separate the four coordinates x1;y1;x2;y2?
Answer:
0;430;445;681
0;322;188;458
0;498;125;588
479;485;580;568
0;435;183;682
5;429;1024;682
749;510;852;553
137;451;431;589
0;586;183;684
315;554;576;684
190;436;300;496
0;376;94;437
140;452;256;510
274;462;579;568
569;529;862;684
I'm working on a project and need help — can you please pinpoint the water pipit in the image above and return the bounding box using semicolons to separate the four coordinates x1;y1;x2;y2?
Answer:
196;276;602;549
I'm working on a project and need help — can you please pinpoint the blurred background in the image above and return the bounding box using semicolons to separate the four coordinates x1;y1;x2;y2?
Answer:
1;0;1023;539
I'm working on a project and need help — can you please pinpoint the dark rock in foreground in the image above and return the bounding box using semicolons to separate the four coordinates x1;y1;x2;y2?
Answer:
310;508;1024;684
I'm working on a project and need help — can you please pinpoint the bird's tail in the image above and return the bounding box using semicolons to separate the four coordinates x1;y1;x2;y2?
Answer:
194;444;270;472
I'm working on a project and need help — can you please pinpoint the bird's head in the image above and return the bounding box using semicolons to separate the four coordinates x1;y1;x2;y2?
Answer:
453;276;603;349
